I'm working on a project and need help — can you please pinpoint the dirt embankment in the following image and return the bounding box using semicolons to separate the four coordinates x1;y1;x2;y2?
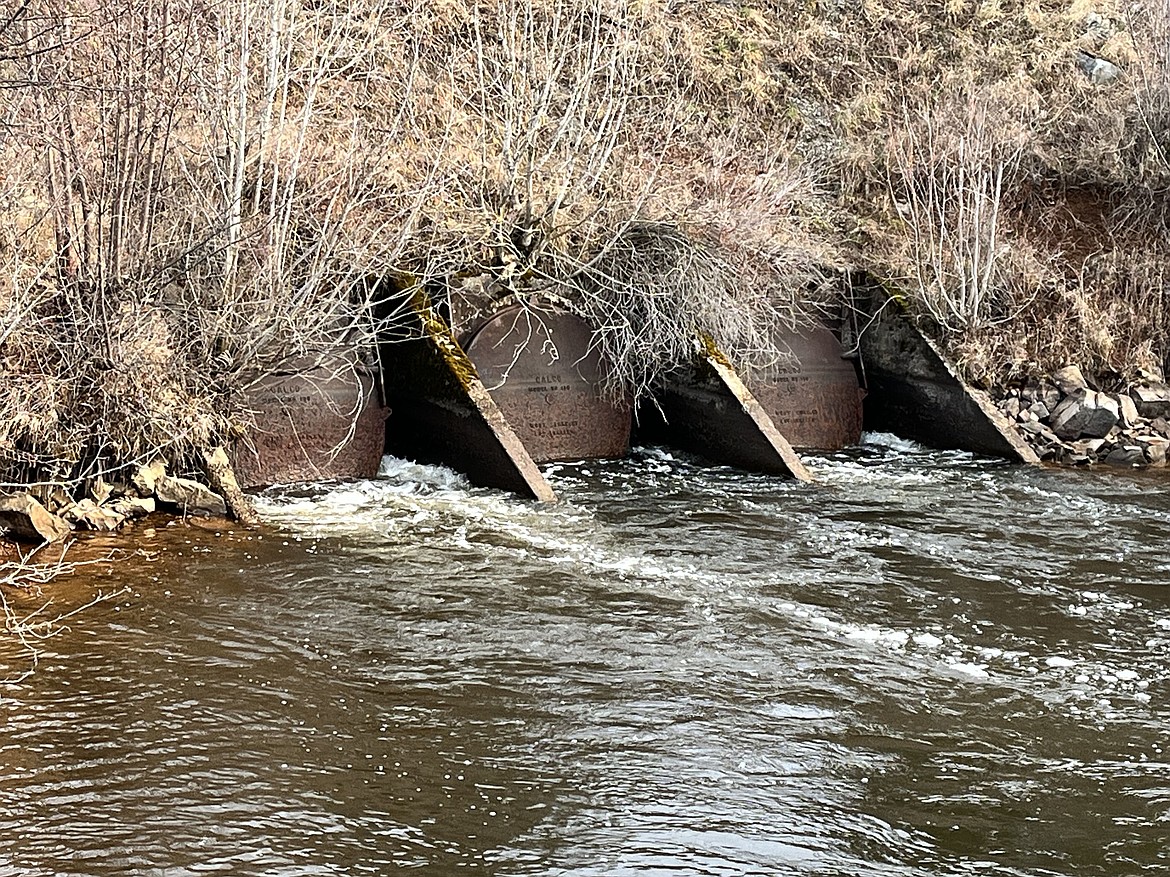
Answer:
3;1;1170;521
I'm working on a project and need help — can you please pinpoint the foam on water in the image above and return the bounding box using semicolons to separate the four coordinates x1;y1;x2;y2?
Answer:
254;448;1170;726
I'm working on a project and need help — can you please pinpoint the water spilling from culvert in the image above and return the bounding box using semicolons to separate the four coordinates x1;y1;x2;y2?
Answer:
2;435;1169;876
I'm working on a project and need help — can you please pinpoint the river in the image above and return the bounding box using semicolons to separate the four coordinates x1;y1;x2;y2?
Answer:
1;435;1168;876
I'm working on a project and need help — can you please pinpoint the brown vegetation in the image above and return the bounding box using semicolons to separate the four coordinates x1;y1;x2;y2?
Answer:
3;0;1170;511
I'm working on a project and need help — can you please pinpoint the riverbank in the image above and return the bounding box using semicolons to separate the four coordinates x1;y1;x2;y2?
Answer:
4;2;1170;531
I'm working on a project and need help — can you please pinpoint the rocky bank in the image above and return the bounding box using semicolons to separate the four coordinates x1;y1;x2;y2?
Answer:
998;366;1170;468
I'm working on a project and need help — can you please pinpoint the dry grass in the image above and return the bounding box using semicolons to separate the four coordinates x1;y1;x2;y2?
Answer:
570;221;823;404
844;1;1170;389
1;0;841;489
4;0;1170;493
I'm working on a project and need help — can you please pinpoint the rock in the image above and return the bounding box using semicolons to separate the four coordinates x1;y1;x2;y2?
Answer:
90;477;113;506
1037;443;1060;461
154;475;227;517
28;484;73;515
1153;416;1170;438
1040;382;1062;412
1139;364;1165;385
63;498;124;532
1071;438;1107;456
1104;445;1145;467
1019;420;1061;445
1029;401;1050;420
1117;393;1140;428
1131;385;1170;419
1051;389;1119;440
1144;440;1168;467
999;397;1021;419
1052;366;1089;396
0;493;72;543
109;496;156;519
200;446;259;525
132;458;168;497
1075;50;1121;85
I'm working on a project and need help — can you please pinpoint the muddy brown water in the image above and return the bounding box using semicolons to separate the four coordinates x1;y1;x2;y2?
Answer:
2;435;1169;876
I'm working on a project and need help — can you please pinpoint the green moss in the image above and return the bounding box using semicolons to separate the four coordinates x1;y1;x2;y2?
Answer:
408;287;479;394
698;331;732;368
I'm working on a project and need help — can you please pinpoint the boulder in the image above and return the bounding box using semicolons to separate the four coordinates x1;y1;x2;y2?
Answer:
63;498;124;532
1117;393;1140;428
131;459;168;497
1051;389;1119;440
1075;50;1122;85
154;475;227;517
109;496;156;520
1019;420;1060;444
89;477;113;506
1071;438;1106;456
27;484;73;515
1052;366;1089;396
1131;385;1170;419
1028;400;1050;420
1143;439;1168;467
1040;382;1062;412
0;493;72;543
1104;445;1145;467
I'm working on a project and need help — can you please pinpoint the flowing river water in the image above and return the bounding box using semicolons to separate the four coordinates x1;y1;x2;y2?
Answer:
2;434;1169;876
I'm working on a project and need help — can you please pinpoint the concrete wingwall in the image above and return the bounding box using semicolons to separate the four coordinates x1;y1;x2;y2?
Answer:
857;289;1040;464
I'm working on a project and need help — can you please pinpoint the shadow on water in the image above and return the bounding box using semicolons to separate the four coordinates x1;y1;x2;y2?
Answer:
2;436;1170;875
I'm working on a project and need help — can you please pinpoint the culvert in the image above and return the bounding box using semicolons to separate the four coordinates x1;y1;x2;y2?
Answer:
459;300;632;463
231;354;389;489
380;282;632;499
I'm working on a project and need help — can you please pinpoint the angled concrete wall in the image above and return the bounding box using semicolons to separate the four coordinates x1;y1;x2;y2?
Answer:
857;289;1039;464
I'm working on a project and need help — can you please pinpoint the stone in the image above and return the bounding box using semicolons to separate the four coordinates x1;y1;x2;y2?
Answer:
999;397;1021;419
109;496;156;520
1052;366;1089;397
1029;401;1050;420
1132;385;1170;419
1144;440;1168;467
200;447;258;525
28;484;73;515
63;498;124;532
1040;382;1062;412
1019;419;1046;435
1139;364;1165;385
1071;438;1107;455
90;477;113;506
1075;50;1122;85
1152;417;1170;438
0;493;72;543
132;459;168;497
154;475;227;517
1019;420;1061;446
1117;393;1140;428
1051;389;1119;440
1104;446;1145;467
